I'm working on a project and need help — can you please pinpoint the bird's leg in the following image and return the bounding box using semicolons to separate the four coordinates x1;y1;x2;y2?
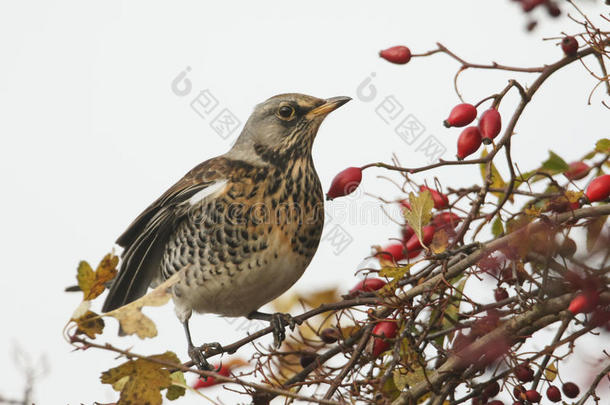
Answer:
247;311;301;348
182;320;222;372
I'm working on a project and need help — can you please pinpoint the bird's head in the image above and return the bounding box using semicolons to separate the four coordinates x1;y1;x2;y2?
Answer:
229;93;350;166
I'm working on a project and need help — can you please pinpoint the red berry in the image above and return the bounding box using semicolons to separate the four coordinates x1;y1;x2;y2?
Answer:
585;174;610;202
479;108;502;144
402;224;415;242
405;225;435;252
444;103;477;128
494;288;509;302
457;126;482;159
371;320;398;357
420;186;449;209
399;199;412;210
513;385;526;400
483;381;500;398
376;243;406;262
326;167;362;200
568;291;599;314
379;46;411;64
525;390;541;403
521;0;544;12
349;278;387;294
431;212;461;230
546;385;562;402
545;1;561;17
193;364;231;389
564;161;590;180
562;382;580;398
561;36;579;57
320;327;340;343
514;365;534;382
471;396;487;405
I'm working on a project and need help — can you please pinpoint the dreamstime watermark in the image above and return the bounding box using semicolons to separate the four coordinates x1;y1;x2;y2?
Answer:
356;72;447;164
171;66;242;141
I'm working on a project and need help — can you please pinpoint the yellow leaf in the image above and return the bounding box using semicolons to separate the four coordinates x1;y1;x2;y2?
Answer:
565;190;583;203
431;229;449;254
77;253;119;301
404;191;434;245
73;310;104;339
76;261;95;300
480;150;511;201
101;351;181;405
105;272;182;339
545;362;558;382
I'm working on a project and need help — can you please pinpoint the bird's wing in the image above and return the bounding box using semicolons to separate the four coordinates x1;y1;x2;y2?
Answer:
102;158;229;312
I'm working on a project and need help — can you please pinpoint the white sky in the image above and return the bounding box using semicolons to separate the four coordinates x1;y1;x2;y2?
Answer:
1;1;608;404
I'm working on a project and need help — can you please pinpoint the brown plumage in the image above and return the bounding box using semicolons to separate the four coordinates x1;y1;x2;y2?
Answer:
101;93;350;368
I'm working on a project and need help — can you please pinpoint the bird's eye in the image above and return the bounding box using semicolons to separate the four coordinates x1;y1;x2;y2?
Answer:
277;105;295;120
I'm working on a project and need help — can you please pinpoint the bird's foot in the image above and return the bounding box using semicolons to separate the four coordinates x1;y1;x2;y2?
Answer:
270;312;301;348
188;344;215;371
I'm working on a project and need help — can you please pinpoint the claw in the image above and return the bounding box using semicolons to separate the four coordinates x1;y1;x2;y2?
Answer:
270;313;300;348
188;344;214;371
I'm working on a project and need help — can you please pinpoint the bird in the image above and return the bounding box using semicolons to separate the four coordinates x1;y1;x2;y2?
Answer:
101;93;351;369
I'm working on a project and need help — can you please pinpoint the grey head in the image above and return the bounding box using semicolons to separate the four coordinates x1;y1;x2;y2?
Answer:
226;93;351;165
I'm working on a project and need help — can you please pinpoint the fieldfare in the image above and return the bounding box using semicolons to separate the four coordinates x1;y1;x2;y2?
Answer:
102;93;351;369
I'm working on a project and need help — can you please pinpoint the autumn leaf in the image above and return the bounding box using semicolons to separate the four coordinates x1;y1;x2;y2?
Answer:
545;362;558;382
105;272;183;339
404;190;434;245
431;229;449;254
73;310;104;339
101;351;182;405
480;150;510;201
595;138;610;154
77;253;119;301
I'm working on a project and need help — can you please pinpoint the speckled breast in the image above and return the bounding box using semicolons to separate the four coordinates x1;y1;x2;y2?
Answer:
161;159;324;317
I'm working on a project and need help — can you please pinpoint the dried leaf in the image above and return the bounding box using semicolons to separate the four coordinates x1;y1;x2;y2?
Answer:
101;351;181;405
73;310;104;339
431;229;448;254
105;272;182;338
77;253;119;301
545;362;558;382
404;191;434;244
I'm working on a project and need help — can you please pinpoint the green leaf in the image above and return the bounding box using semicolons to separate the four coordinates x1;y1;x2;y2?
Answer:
166;371;186;401
379;265;412;279
595;138;610;154
541;151;569;174
403;191;434;246
491;216;504;238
